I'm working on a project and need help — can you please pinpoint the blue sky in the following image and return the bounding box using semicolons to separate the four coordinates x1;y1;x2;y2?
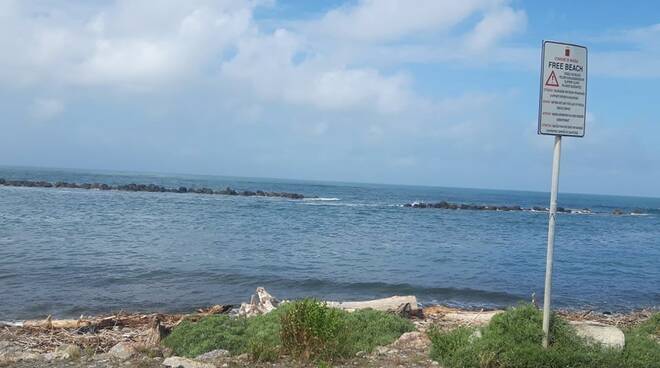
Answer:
1;0;659;197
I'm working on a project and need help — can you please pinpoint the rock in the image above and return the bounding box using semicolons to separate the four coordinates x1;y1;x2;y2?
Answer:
612;209;625;215
57;344;81;360
162;347;174;358
375;346;390;355
470;329;482;341
42;344;81;361
0;341;41;364
163;356;216;368
108;342;137;361
390;332;431;350
570;321;625;349
355;350;367;357
195;349;230;361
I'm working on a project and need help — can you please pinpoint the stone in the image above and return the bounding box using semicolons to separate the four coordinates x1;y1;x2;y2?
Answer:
57;344;81;360
108;342;137;361
195;349;230;361
163;356;216;368
375;346;390;355
390;331;431;350
570;321;625;349
42;344;81;361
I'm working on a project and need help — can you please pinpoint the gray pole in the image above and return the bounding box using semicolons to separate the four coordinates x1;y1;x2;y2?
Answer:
542;135;562;348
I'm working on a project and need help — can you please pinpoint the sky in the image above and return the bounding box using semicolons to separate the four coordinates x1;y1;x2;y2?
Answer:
0;0;659;197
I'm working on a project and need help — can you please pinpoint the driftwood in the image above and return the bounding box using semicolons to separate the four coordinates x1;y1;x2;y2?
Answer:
8;304;232;331
144;316;169;347
238;287;280;317
327;295;420;313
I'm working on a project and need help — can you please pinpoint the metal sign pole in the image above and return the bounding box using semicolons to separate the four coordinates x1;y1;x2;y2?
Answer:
542;135;562;348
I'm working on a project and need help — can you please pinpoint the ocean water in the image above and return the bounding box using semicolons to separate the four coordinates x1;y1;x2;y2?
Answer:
1;166;659;320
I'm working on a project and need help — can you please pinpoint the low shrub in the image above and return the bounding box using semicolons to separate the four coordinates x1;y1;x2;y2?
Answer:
163;299;414;362
429;304;660;368
280;299;348;360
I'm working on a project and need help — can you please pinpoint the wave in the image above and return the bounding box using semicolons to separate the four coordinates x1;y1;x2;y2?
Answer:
303;197;340;201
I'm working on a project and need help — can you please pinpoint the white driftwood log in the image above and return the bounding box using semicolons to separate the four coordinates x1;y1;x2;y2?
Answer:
238;287;280;317
326;295;419;312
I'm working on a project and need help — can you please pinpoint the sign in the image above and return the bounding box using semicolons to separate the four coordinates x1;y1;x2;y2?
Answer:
538;41;588;137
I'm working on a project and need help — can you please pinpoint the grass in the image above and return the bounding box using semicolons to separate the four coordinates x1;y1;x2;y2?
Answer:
162;299;414;362
429;304;660;368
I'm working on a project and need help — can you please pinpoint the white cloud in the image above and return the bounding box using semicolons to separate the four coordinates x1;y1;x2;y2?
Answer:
311;0;504;42
465;7;527;51
0;0;256;89
29;98;65;121
590;23;660;78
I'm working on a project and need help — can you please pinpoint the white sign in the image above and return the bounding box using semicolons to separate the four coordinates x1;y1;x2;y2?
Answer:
538;41;588;137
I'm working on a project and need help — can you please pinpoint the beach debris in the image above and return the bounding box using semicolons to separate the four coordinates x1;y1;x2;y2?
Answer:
0;307;232;355
570;321;625;349
163;356;216;368
238;287;280;317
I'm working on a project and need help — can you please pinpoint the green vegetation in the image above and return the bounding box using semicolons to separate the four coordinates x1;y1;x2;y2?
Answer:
280;298;348;360
429;304;660;368
163;299;414;362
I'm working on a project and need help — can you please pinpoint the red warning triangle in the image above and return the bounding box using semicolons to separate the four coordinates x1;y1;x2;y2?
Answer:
545;71;559;87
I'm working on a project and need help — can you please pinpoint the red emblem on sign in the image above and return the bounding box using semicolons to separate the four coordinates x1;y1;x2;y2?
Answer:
545;71;559;87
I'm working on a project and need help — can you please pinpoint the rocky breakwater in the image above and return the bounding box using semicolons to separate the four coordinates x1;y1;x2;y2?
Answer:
404;201;592;214
0;178;307;200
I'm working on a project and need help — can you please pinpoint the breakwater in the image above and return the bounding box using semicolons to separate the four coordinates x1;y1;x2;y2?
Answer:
404;201;591;214
0;178;307;199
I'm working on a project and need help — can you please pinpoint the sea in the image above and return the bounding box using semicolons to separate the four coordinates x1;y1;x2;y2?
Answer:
1;166;659;320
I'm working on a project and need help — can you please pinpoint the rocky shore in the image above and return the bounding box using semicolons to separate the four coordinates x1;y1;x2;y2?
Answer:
1;288;656;368
0;179;307;200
